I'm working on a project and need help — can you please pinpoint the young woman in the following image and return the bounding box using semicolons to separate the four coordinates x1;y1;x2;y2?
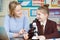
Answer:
4;1;29;40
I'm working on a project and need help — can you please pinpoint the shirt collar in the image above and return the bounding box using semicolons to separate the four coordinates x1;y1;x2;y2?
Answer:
40;20;47;26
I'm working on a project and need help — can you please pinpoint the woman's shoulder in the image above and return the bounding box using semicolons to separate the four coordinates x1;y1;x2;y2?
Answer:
5;14;11;19
23;15;28;18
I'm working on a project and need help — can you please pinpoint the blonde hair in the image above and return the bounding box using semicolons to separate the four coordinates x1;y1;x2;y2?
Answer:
38;4;49;15
9;1;21;17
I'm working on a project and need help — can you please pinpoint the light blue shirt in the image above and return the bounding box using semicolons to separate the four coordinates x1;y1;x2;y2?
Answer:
4;15;29;38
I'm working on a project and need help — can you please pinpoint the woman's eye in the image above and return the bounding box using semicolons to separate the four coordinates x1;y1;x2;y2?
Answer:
37;14;40;15
16;10;20;12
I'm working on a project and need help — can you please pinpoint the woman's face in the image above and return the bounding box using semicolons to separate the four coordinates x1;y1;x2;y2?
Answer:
14;5;22;17
37;10;48;22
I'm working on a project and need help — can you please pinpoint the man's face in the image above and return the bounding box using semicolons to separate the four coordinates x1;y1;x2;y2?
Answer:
36;10;48;22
